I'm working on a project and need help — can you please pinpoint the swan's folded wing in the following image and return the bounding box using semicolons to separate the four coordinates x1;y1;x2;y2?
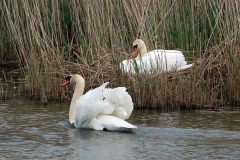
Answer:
120;59;135;74
148;49;188;71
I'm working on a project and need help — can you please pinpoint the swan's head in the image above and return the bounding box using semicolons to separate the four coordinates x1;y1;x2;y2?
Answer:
132;39;147;58
62;74;84;86
62;75;72;86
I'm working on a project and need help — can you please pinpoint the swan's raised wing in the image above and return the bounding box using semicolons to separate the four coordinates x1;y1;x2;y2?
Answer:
75;82;115;128
103;87;133;120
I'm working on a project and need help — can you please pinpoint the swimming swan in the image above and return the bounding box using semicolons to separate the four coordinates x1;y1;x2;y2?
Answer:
120;39;193;74
62;74;137;131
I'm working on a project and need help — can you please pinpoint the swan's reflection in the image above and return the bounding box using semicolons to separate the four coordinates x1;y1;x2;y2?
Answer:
66;127;138;160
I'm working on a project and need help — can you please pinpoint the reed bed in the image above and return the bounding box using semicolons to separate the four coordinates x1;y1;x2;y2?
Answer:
0;0;239;109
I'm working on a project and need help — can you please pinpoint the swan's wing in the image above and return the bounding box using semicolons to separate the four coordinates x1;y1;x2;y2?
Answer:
120;59;135;74
80;82;109;101
103;87;133;120
75;100;114;128
147;49;188;72
75;82;115;128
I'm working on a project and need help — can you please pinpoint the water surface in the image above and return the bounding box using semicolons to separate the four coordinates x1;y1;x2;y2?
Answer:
0;99;239;159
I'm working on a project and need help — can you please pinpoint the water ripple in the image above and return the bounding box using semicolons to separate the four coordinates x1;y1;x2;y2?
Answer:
0;100;240;160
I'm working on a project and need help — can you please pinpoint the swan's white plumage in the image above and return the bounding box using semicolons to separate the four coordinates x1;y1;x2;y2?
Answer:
120;39;192;74
74;81;136;131
120;49;192;74
89;115;136;131
103;87;133;120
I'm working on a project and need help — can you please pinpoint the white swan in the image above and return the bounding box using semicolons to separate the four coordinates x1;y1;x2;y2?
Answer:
62;74;137;131
120;39;193;74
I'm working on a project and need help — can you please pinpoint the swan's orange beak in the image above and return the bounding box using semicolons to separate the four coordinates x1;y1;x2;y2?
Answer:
62;80;70;87
131;48;138;58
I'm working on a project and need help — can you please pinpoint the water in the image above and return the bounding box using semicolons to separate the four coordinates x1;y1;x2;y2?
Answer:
0;99;239;160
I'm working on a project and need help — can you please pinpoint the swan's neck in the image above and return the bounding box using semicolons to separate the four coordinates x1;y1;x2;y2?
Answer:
139;44;147;57
69;77;85;124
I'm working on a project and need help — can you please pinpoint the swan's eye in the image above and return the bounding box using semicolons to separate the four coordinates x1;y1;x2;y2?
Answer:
133;45;138;49
65;75;72;81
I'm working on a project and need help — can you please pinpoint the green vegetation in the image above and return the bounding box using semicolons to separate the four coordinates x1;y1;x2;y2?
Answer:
0;0;239;109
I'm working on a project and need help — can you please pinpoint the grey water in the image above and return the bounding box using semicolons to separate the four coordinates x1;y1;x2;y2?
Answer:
0;99;239;160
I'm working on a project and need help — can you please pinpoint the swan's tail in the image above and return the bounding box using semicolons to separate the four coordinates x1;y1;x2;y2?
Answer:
178;63;193;71
90;115;137;132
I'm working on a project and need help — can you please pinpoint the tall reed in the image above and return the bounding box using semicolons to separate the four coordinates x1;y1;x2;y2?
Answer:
1;0;239;108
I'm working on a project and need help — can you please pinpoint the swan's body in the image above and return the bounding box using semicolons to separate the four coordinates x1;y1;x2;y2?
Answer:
63;74;136;131
120;39;192;74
